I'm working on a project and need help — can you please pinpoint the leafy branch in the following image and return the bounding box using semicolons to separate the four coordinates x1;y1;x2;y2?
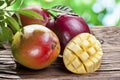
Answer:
47;5;77;19
0;0;44;46
49;5;75;15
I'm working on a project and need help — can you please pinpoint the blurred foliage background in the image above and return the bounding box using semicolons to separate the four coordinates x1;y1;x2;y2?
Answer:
11;0;120;26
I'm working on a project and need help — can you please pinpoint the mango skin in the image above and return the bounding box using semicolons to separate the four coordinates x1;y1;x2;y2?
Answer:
47;14;90;54
13;5;50;26
12;24;60;70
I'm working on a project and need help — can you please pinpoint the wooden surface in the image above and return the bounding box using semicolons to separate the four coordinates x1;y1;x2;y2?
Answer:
0;27;120;80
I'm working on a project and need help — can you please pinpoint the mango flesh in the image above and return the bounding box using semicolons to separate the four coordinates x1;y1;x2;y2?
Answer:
12;24;60;69
63;33;103;74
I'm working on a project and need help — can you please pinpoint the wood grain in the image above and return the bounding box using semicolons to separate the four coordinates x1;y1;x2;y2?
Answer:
0;27;120;79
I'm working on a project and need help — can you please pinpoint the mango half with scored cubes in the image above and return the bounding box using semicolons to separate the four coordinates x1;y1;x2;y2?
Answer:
63;33;103;74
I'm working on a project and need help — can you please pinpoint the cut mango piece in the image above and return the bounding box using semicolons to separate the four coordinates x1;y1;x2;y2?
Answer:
63;33;103;74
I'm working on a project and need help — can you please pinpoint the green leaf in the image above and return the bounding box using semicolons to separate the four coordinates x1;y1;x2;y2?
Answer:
17;10;44;21
14;13;22;27
0;15;4;21
0;11;5;16
0;21;5;27
0;25;13;42
50;5;75;15
0;1;4;6
5;16;20;33
5;0;17;6
0;11;5;22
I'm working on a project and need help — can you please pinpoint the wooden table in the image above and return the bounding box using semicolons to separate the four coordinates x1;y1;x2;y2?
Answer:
0;27;120;80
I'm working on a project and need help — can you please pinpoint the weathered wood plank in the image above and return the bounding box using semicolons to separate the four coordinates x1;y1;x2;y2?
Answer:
0;27;120;79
